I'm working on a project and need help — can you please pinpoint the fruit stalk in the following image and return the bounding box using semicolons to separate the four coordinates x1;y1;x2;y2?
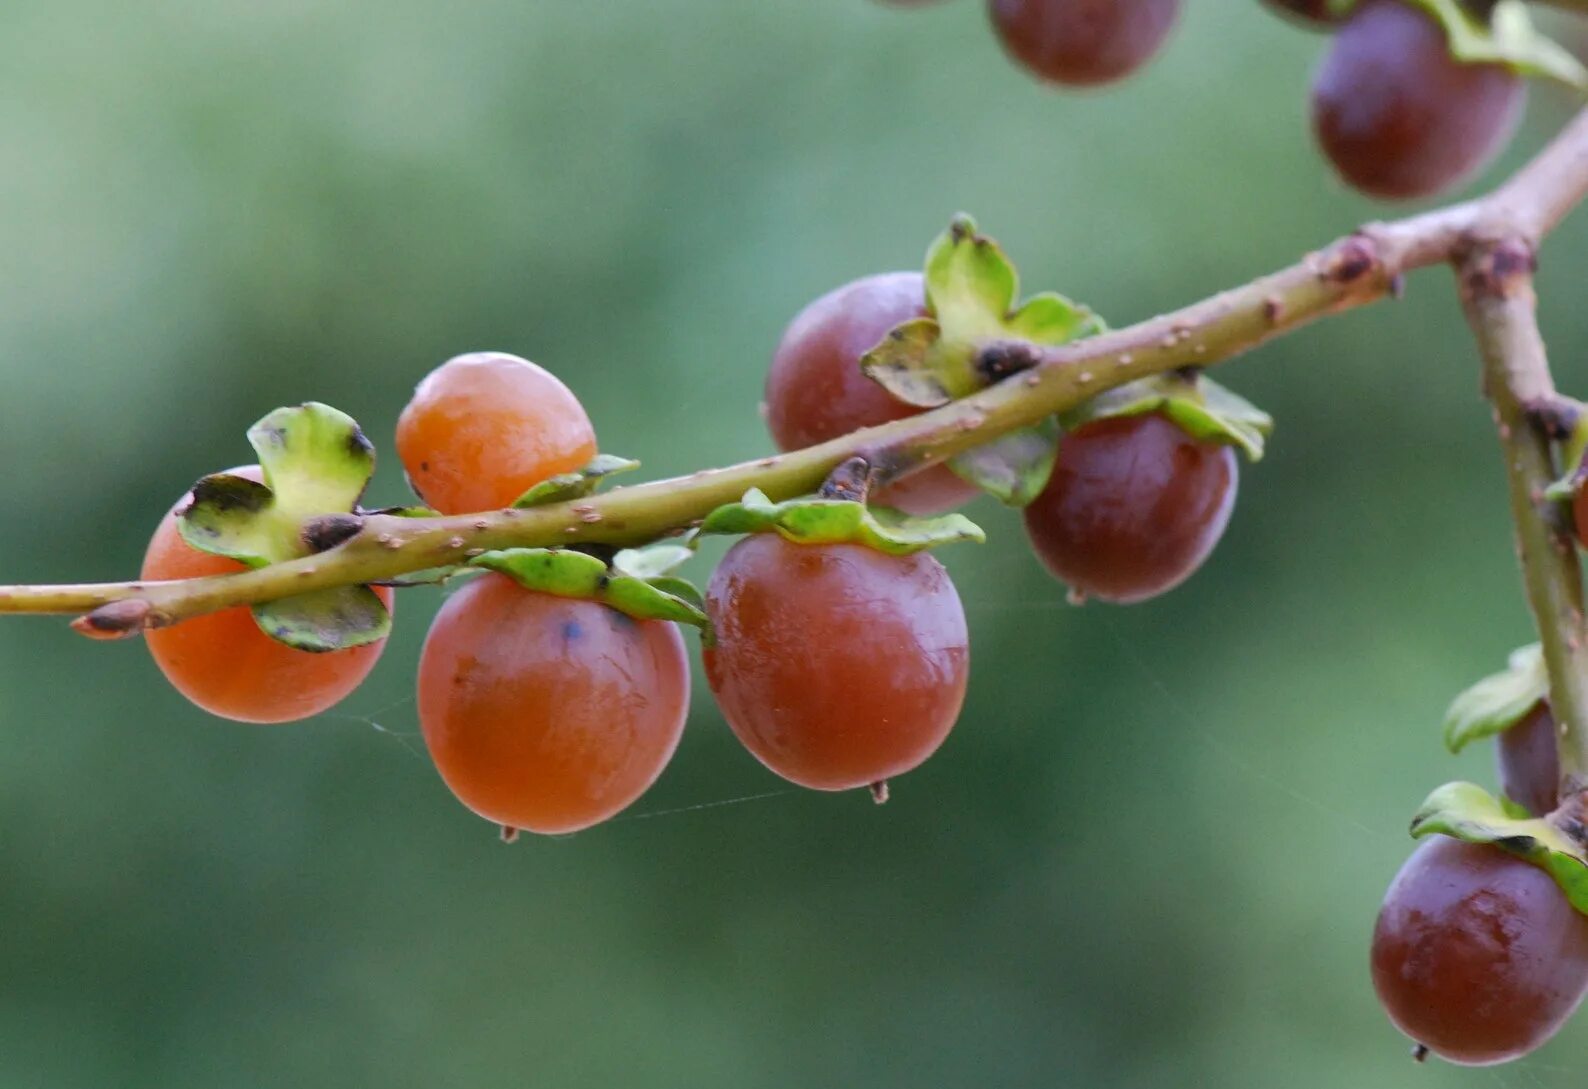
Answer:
11;104;1588;633
1458;240;1588;792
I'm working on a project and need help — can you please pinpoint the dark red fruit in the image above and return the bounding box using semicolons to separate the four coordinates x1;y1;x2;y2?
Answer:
1372;836;1588;1065
703;534;969;791
766;271;979;515
1572;486;1588;550
987;0;1180;87
1498;703;1560;819
1310;0;1524;200
1022;412;1236;603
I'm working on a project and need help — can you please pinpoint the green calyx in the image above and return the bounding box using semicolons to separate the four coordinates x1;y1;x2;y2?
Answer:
1061;372;1274;461
698;489;984;555
1544;411;1588;505
860;214;1105;507
1443;643;1548;754
512;454;641;508
860;215;1105;410
471;546;707;628
1394;0;1588;89
179;402;391;652
1410;782;1588;916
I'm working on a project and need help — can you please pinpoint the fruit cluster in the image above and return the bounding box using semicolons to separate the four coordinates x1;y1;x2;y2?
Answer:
1264;0;1584;200
138;219;1267;840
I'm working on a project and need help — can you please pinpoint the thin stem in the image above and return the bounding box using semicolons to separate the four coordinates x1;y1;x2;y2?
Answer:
1457;241;1588;791
10;103;1588;635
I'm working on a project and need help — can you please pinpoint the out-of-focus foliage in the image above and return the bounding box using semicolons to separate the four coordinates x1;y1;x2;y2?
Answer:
2;2;1586;1085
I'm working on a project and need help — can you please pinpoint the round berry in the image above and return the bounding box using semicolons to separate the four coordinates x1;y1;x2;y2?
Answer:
396;352;598;515
987;0;1180;87
1371;836;1588;1065
1022;412;1236;603
1498;703;1560;819
765;272;980;515
704;534;969;791
1310;0;1523;200
417;573;690;835
142;467;393;724
1571;485;1588;551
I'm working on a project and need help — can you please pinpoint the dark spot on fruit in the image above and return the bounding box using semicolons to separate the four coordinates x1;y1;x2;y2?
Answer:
561;619;583;641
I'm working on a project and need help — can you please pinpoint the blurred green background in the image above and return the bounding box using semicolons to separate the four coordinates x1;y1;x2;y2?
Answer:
3;1;1588;1086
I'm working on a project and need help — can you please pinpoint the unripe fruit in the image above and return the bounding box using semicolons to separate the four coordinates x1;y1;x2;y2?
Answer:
1022;412;1236;603
1371;837;1588;1065
1310;0;1523;200
396;352;598;515
417;573;690;835
142;467;392;723
766;272;979;515
987;0;1180;87
704;534;969;791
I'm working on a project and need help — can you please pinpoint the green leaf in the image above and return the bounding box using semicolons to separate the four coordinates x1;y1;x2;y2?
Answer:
512;454;641;508
1400;0;1587;89
178;473;279;566
1410;782;1588;916
1444;644;1549;754
251;585;392;652
924;214;1019;343
859;215;1104;410
180;403;379;566
1062;373;1274;462
613;544;694;580
698;489;984;554
859;318;953;408
471;548;707;628
248;403;375;522
947;420;1061;507
1004;292;1107;346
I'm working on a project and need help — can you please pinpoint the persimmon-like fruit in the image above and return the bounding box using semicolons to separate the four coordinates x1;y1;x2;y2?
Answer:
704;534;969;791
396;351;598;514
1371;836;1588;1065
1022;412;1236;603
1498;703;1560;819
417;573;690;835
987;0;1180;87
1310;0;1523;200
142;467;393;724
765;272;980;515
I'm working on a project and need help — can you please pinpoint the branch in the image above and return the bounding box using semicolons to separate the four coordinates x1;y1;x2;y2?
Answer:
15;104;1588;634
1457;241;1588;791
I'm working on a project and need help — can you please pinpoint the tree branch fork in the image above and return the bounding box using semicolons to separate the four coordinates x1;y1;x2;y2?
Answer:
11;108;1588;688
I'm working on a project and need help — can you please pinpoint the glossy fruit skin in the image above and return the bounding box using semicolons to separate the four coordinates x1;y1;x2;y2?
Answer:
1310;0;1524;200
142;467;393;724
396;351;598;515
987;0;1180;87
704;534;969;791
1371;836;1588;1065
417;573;690;834
765;271;979;515
1498;703;1560;819
1023;412;1236;603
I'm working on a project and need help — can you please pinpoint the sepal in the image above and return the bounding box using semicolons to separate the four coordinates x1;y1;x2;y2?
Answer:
1443;643;1548;754
698;488;984;555
470;548;707;628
